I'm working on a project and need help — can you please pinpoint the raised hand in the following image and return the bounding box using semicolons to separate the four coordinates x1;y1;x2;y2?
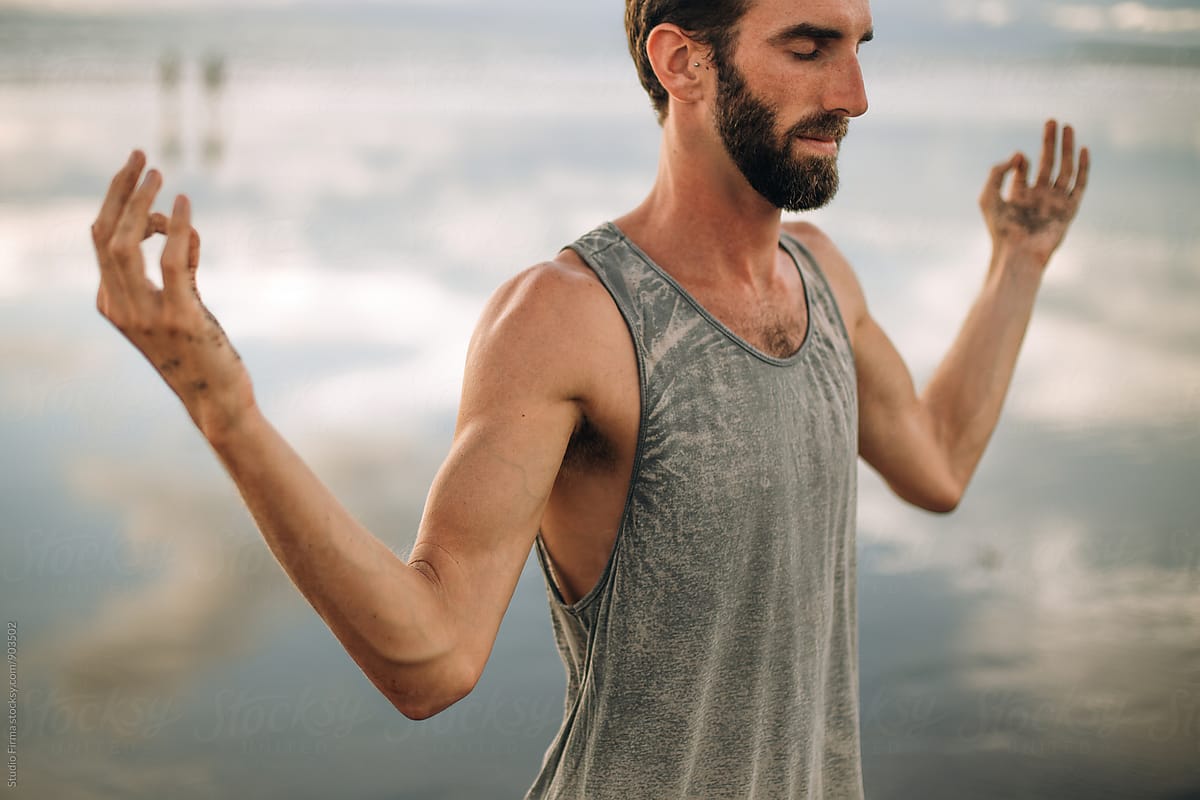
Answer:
91;150;256;438
980;119;1090;270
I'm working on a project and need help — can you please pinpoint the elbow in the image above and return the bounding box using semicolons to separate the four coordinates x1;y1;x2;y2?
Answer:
393;681;471;721
891;473;963;514
395;697;455;722
388;653;482;721
921;490;961;514
919;476;964;514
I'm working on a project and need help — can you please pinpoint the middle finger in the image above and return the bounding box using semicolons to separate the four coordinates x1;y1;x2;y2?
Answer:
93;149;145;254
110;168;163;281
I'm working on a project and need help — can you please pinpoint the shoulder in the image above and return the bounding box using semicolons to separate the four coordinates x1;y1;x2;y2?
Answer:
782;219;868;336
483;249;607;314
473;250;617;355
465;249;628;405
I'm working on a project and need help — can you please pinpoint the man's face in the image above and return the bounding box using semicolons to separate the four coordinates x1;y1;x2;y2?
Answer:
714;56;848;213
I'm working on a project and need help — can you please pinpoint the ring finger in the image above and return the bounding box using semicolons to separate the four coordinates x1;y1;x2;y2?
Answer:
1055;125;1075;191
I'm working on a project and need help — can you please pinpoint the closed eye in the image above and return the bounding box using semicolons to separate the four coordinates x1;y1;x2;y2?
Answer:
772;22;874;61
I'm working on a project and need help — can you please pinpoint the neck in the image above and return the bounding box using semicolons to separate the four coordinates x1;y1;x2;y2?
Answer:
615;117;786;288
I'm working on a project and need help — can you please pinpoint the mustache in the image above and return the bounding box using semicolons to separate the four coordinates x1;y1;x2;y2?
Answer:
788;114;849;142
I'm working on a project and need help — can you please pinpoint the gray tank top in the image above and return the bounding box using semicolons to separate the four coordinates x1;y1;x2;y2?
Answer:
524;222;863;799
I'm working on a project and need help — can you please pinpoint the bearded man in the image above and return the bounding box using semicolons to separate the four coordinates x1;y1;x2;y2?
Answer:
89;0;1088;797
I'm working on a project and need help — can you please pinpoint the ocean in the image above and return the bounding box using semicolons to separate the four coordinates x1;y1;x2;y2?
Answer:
1;2;1197;797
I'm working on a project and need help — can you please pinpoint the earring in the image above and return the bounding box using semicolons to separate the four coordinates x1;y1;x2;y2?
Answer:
693;62;701;67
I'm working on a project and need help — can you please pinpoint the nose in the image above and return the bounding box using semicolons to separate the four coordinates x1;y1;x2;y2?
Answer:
825;52;869;118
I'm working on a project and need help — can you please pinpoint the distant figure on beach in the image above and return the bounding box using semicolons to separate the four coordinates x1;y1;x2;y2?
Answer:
89;1;1088;797
156;50;227;169
201;52;226;167
157;50;182;165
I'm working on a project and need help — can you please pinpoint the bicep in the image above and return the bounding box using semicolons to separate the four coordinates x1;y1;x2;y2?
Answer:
785;221;959;511
855;312;959;512
410;403;574;680
404;266;584;685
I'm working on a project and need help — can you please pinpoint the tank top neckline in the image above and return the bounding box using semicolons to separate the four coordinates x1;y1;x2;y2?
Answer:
602;221;814;367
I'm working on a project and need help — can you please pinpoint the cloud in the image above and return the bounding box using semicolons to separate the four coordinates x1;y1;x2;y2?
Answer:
1051;2;1200;34
27;421;446;741
36;460;292;707
0;0;296;10
945;0;1017;27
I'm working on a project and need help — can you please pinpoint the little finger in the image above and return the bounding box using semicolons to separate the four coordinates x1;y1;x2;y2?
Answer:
1070;147;1090;204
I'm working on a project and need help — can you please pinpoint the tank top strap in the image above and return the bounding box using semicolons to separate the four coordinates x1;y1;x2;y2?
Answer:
778;228;855;364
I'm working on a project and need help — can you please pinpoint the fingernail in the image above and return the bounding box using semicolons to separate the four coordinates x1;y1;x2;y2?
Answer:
174;195;186;213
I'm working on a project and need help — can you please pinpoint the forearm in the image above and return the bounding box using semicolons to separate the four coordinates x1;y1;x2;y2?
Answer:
856;121;1086;510
202;405;461;714
921;248;1043;491
88;152;509;720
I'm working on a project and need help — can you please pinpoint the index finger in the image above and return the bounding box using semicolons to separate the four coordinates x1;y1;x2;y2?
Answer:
161;195;194;306
980;152;1020;211
92;150;146;249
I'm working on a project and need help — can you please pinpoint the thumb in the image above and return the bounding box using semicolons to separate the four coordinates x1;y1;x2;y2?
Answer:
980;153;1019;212
144;212;169;241
188;227;201;276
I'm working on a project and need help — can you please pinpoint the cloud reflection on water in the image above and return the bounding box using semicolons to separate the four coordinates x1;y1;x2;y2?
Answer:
1;3;1197;798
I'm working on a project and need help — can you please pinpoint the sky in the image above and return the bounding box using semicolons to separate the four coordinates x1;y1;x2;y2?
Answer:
1;0;1199;35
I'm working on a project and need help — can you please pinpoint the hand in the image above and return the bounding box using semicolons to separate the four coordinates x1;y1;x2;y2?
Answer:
979;119;1090;271
91;150;256;438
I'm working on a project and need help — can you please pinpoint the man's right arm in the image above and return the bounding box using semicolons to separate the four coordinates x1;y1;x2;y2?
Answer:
91;151;591;720
206;259;585;717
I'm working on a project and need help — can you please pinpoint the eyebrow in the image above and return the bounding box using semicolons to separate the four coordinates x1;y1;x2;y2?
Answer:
768;23;875;46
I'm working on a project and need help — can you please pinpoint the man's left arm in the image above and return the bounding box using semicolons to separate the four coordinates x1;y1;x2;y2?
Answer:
821;119;1089;512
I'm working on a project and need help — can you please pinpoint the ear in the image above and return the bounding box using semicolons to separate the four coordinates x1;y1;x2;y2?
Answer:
646;23;709;112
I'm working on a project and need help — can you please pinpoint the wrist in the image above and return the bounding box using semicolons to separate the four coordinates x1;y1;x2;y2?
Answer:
193;385;262;449
988;245;1047;290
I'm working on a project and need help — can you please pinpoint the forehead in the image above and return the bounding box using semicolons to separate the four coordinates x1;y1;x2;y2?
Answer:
737;0;873;40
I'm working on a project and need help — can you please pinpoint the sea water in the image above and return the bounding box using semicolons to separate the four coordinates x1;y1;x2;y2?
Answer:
0;2;1197;797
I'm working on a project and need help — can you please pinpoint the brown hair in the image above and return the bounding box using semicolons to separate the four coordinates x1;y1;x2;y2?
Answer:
624;0;751;124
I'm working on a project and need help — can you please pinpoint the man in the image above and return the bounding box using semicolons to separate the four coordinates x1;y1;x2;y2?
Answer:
89;0;1087;796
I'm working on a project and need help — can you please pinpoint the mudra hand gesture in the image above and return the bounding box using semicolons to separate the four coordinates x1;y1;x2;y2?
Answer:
980;119;1090;271
91;150;256;437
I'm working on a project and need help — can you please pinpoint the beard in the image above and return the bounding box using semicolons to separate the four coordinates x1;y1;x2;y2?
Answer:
714;61;848;212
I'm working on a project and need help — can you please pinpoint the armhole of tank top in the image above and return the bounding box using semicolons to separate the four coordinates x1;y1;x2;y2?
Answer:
779;231;856;368
533;238;649;617
533;533;570;606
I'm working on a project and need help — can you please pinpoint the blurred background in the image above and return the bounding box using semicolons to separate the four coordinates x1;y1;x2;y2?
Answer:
0;0;1197;797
